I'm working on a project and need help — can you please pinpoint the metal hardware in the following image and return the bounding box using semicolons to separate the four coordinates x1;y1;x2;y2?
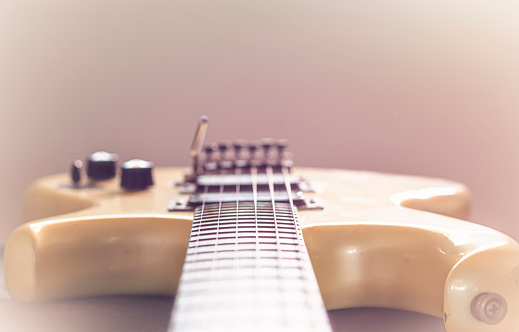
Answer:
172;117;322;212
196;173;302;187
298;179;315;192
71;159;83;186
168;199;192;211
177;182;197;195
471;292;507;325
302;197;324;210
169;193;323;212
187;116;209;181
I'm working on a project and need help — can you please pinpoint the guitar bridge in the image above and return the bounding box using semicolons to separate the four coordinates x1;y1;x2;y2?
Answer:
169;117;323;212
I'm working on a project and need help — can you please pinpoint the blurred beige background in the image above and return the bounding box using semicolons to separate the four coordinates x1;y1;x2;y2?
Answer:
2;0;518;242
0;1;518;330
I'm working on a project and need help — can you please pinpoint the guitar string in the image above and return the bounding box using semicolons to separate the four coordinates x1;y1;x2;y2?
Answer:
280;163;305;312
190;169;208;281
208;149;243;308
285;163;324;327
281;165;305;249
206;158;227;314
172;142;331;330
251;163;260;291
265;163;282;267
170;154;210;330
281;161;333;330
266;158;289;321
231;163;242;295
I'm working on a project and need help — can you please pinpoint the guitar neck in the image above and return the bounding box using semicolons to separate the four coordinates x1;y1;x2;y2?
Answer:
169;133;332;331
168;201;332;331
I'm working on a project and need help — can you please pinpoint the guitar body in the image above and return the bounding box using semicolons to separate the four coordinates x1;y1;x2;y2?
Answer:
4;166;519;331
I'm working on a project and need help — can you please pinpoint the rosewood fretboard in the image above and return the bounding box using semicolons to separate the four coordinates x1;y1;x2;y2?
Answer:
168;131;332;331
169;201;331;331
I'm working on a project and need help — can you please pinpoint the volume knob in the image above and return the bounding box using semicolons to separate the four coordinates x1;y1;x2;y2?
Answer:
120;159;154;191
87;151;119;181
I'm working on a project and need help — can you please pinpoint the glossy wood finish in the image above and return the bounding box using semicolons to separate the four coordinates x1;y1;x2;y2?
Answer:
4;167;519;331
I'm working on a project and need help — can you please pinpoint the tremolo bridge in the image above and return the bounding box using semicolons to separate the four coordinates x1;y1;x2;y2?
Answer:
167;117;332;331
169;120;321;211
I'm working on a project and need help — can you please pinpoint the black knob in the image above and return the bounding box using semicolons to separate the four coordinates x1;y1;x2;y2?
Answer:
87;152;119;181
120;159;154;191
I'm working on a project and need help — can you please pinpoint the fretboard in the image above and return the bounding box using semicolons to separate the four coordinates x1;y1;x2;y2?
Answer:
168;201;332;331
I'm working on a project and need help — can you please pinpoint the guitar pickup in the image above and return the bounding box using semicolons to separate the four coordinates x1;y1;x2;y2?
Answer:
168;192;323;211
178;173;314;194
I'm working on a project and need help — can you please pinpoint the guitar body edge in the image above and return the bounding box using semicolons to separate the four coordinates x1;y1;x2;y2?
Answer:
4;167;519;332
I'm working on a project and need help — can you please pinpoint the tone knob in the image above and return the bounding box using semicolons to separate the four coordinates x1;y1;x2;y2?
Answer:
120;159;154;191
87;151;119;181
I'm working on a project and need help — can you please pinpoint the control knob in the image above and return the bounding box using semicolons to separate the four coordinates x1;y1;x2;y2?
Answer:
120;159;154;191
87;151;119;181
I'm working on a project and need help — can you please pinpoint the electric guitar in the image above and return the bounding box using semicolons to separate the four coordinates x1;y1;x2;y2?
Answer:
3;117;519;331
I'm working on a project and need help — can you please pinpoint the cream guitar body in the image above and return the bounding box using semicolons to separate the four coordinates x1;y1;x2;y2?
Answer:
4;166;519;332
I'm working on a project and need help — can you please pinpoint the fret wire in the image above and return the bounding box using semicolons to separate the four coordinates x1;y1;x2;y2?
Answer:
281;166;304;246
250;166;261;285
281;165;306;284
190;177;209;279
194;210;294;217
188;231;297;242
181;169;210;322
206;166;227;314
232;167;242;291
192;220;294;227
280;165;331;327
170;163;333;331
283;169;299;247
193;223;293;229
265;165;285;313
